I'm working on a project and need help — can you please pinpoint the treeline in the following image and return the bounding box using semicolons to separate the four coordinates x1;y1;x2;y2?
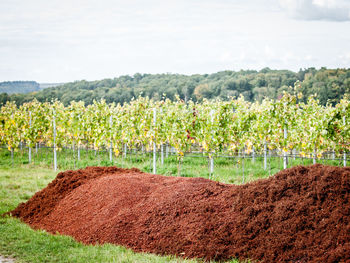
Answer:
1;67;349;106
0;81;40;94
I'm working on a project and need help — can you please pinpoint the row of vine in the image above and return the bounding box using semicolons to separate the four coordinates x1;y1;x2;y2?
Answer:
1;86;349;159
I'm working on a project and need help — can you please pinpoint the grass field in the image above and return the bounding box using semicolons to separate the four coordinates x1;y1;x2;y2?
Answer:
0;167;212;263
0;147;344;262
1;145;342;184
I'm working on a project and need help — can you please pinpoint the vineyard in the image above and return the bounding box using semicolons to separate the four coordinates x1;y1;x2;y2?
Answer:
1;87;349;173
1;89;350;263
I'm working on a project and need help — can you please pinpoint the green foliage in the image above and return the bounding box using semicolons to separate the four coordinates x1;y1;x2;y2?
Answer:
1;93;349;162
3;68;350;106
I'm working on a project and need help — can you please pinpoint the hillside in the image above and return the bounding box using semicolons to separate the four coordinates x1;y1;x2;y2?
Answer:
1;67;350;106
0;81;40;94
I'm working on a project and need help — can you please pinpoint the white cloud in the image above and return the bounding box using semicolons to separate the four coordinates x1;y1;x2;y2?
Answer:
305;55;313;61
338;52;350;61
279;0;350;21
0;0;349;82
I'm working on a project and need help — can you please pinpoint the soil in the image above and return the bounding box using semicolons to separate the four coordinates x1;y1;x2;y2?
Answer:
0;255;16;263
6;165;350;263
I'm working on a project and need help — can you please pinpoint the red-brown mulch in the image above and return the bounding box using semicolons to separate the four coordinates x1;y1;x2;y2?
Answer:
7;165;350;263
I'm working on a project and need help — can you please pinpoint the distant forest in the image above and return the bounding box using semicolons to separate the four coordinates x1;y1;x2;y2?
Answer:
1;67;349;106
0;81;40;94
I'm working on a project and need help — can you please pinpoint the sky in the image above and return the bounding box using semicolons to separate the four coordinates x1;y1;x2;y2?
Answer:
0;0;350;82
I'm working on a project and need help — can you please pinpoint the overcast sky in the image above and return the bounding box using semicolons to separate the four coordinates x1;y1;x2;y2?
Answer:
0;0;350;82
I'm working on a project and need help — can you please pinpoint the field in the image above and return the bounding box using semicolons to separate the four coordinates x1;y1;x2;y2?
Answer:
1;166;216;263
0;145;344;183
1;146;349;262
1;0;349;261
0;148;258;263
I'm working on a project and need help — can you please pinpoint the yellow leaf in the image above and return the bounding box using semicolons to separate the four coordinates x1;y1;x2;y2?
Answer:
202;142;208;151
114;148;120;156
246;146;252;154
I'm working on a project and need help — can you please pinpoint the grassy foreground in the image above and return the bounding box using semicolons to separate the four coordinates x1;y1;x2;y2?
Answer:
0;147;343;262
0;166;243;263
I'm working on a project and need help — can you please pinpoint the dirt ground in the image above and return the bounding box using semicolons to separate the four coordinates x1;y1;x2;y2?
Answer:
0;255;15;263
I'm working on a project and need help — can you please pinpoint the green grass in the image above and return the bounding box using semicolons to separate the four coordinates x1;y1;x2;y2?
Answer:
0;166;234;263
0;162;242;262
0;147;344;262
0;146;344;184
0;216;202;263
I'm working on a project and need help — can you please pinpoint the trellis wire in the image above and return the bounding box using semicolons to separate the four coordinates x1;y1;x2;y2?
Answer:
153;108;157;174
109;116;113;162
1;140;348;176
209;109;215;178
283;125;287;169
53;113;57;171
28;111;32;164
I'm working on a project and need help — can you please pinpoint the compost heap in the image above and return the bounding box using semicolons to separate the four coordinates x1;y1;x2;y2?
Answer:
7;164;350;263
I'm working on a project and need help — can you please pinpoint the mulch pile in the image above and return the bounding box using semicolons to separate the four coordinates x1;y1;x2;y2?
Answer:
7;165;350;262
